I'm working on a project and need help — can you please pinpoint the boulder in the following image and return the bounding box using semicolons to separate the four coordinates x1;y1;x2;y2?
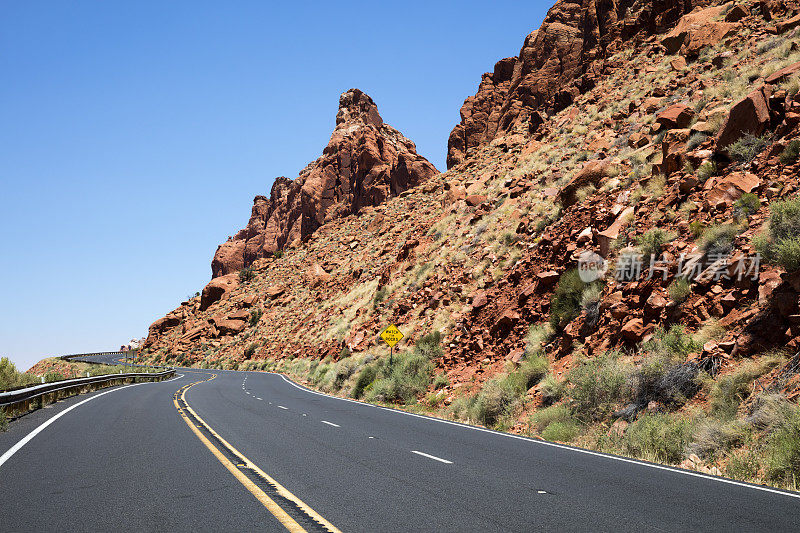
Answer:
704;172;760;209
598;207;634;257
765;60;800;85
716;89;771;151
471;290;489;310
306;263;331;286
661;6;739;57
656;104;695;130
621;317;647;342
465;194;487;207
199;273;239;311
558;160;611;207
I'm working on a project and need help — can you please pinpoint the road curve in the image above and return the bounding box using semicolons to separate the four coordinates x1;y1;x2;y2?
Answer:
1;362;799;532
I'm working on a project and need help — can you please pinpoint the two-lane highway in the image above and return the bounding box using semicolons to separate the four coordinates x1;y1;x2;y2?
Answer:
2;365;799;532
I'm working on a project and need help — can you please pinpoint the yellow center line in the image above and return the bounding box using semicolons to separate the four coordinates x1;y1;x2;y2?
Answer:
173;373;341;533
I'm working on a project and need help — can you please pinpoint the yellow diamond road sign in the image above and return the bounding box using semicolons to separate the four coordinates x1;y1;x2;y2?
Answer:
380;325;404;348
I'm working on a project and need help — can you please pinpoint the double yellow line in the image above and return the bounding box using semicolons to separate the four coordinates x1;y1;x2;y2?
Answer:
173;374;341;533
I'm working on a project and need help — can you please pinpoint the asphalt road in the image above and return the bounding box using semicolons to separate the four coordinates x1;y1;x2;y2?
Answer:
1;358;799;532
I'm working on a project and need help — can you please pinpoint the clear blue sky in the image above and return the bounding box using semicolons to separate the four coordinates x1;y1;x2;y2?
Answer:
0;1;548;370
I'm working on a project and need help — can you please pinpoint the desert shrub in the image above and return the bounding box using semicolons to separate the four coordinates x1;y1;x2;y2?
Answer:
726;450;760;481
249;308;263;327
470;376;520;427
243;343;258;359
550;269;594;329
366;352;433;404
531;404;573;432
688;419;747;459
728;133;770;163
636;228;676;258
733;193;761;220
373;286;388;306
351;364;378;399
575;184;597;203
688;220;705;238
643;325;702;359
568;352;631;421
780;139;800;164
748;393;795;431
631;358;700;409
686;132;709;151
44;372;64;383
623;413;694;463
0;357;38;391
0;409;6;431
414;331;443;359
432;372;449;390
272;250;284;258
698;223;740;255
667;277;691;303
327;357;359;391
525;324;553;358
711;358;782;419
542;421;581;442
696;160;717;181
238;267;255;283
512;356;550;391
754;198;800;271
764;403;800;486
539;374;565;405
580;283;603;326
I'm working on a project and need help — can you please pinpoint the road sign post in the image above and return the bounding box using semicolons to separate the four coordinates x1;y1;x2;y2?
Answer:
380;325;404;366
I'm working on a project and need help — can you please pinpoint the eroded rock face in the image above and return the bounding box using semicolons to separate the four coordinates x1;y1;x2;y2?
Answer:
446;0;698;168
212;88;438;277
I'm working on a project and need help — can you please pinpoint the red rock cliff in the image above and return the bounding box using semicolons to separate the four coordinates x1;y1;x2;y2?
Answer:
446;0;700;168
212;88;439;277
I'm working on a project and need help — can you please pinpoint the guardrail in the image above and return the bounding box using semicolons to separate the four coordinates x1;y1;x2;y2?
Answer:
0;369;175;419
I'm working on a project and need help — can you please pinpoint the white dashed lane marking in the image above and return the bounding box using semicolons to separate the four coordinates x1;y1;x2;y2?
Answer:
278;405;288;410
321;421;340;428
411;450;453;464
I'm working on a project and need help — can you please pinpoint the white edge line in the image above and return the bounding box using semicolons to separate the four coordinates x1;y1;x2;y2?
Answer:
274;373;800;500
411;450;452;464
321;420;340;427
0;382;146;469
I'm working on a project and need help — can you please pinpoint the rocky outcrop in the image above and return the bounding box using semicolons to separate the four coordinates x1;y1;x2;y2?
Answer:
212;88;438;277
446;0;699;168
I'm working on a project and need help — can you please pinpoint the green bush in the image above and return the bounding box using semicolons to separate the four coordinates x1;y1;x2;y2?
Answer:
733;193;761;219
511;356;549;392
0;408;6;431
711;359;781;419
470;376;520;428
273;250;284;259
764;403;800;486
44;372;64;383
623;413;694;463
726;450;760;481
0;357;39;391
686;132;709;151
432;373;449;390
667;277;691;303
531;404;573;432
415;331;443;359
643;325;702;359
243;343;258;359
550;270;592;330
780;139;800;164
698;224;740;255
688;220;705;238
542;421;581;442
688;419;747;459
238;267;255;283
373;287;388;305
754;198;800;271
567;352;631;422
636;228;676;258
351;365;377;399
728;133;770;163
249;308;263;327
539;374;565;405
696;160;717;181
366;352;433;404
